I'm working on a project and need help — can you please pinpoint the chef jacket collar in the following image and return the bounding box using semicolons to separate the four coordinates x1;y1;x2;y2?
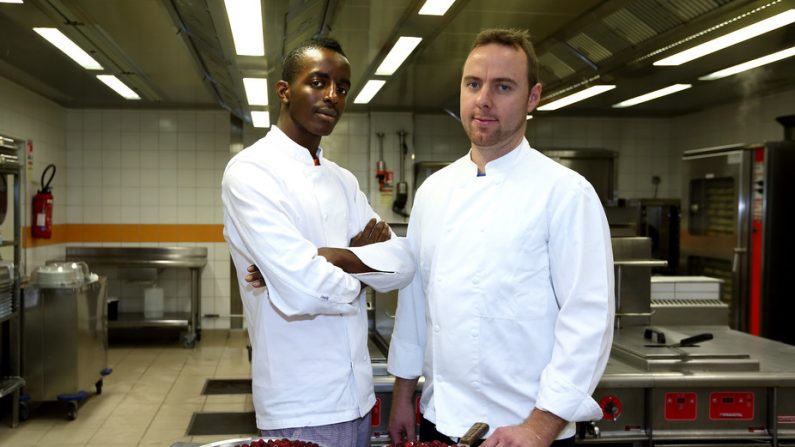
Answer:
465;137;528;180
270;125;326;166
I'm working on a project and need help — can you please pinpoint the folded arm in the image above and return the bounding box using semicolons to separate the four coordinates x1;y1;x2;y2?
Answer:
222;160;363;317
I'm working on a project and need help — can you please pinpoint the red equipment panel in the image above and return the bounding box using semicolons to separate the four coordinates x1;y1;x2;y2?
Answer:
372;397;381;426
665;392;697;421
709;392;754;420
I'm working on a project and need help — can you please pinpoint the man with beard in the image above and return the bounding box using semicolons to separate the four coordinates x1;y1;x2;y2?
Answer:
222;37;414;446
386;29;614;447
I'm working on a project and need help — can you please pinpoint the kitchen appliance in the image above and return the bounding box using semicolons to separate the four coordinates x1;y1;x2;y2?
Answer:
606;198;680;273
541;148;616;203
22;263;109;420
680;117;795;342
413;161;449;194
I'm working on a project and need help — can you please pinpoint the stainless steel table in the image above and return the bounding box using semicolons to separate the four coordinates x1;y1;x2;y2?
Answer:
65;246;207;348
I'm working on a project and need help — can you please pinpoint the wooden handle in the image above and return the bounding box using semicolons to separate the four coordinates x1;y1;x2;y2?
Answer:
460;422;489;445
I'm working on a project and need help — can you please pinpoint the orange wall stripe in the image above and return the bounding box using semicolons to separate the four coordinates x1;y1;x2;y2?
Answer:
23;224;225;247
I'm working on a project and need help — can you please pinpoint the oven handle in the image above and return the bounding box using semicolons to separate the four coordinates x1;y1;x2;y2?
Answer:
733;247;747;273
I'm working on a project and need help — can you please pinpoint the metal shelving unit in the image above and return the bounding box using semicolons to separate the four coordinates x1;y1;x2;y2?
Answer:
0;134;23;427
64;247;207;348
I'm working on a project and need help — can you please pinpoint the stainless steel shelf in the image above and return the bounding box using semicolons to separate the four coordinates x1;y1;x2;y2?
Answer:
109;312;190;329
0;377;24;399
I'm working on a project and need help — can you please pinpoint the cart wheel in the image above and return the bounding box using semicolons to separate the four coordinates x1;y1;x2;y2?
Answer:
196;328;202;341
66;401;78;421
182;337;195;349
18;401;29;422
95;379;103;395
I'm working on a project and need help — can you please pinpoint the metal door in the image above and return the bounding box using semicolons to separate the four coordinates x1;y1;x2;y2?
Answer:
681;146;752;331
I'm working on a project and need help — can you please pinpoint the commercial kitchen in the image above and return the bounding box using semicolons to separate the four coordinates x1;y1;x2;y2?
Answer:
1;0;795;446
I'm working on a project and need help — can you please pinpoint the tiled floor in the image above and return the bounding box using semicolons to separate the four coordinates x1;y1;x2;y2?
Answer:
0;330;254;447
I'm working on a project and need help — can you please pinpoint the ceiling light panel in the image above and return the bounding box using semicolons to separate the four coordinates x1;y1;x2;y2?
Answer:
700;45;795;81
354;80;386;104
654;9;795;66
224;0;264;56
537;85;616;111
375;37;422;76
33;28;103;70
251;111;270;128
243;78;268;106
612;84;691;108
418;0;456;16
0;0;24;3
96;75;140;100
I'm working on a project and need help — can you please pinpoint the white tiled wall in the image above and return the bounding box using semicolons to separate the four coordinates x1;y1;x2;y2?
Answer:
0;76;67;275
64;109;233;328
64;109;230;225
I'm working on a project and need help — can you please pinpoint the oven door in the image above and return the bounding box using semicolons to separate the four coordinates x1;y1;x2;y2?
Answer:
681;146;752;332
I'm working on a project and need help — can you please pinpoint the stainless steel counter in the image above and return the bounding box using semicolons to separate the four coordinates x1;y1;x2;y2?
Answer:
367;324;795;446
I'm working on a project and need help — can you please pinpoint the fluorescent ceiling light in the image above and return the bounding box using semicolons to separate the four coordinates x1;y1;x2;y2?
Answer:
419;0;455;15
700;45;795;80
613;84;691;108
375;36;422;75
243;78;269;105
224;0;264;56
353;80;386;104
96;75;140;100
33;27;102;70
251;111;270;128
537;85;616;111
526;114;533;120
654;9;795;66
0;0;24;4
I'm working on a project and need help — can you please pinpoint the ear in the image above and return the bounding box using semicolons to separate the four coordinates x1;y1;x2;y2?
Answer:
527;82;542;113
276;80;290;105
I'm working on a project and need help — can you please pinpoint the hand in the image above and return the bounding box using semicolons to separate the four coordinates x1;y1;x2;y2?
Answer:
480;425;546;447
481;409;566;447
244;265;266;288
388;378;419;446
350;218;391;247
387;398;416;446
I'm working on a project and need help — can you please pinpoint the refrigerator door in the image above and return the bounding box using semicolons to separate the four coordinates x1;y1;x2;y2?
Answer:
681;146;752;331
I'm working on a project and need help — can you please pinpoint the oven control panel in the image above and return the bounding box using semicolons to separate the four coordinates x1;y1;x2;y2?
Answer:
709;391;754;420
665;392;697;421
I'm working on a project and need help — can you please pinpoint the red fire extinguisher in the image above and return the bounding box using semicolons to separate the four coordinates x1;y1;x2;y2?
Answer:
32;164;56;239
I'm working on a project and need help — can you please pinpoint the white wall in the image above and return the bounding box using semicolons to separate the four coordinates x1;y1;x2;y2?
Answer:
64;109;233;329
0;76;67;275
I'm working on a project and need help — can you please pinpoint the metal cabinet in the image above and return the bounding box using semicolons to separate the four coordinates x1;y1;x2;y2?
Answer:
0;133;23;427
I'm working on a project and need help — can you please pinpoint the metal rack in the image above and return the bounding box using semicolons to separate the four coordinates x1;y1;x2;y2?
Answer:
0;134;23;427
64;246;207;348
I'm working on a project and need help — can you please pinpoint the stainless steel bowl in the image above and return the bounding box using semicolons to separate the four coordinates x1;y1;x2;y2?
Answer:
199;437;329;447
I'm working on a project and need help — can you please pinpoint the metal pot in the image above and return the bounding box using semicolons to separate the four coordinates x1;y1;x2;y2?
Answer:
34;261;91;287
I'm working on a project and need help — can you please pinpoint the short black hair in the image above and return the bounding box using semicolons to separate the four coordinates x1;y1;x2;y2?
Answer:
281;37;347;83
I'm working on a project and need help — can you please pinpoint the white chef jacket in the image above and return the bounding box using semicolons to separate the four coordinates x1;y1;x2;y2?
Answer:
388;138;614;439
223;126;415;430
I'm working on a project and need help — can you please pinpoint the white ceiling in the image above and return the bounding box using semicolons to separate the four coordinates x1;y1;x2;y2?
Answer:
0;0;793;125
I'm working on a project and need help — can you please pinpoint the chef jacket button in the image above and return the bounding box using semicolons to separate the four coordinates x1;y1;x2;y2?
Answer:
473;277;480;285
433;325;440;333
